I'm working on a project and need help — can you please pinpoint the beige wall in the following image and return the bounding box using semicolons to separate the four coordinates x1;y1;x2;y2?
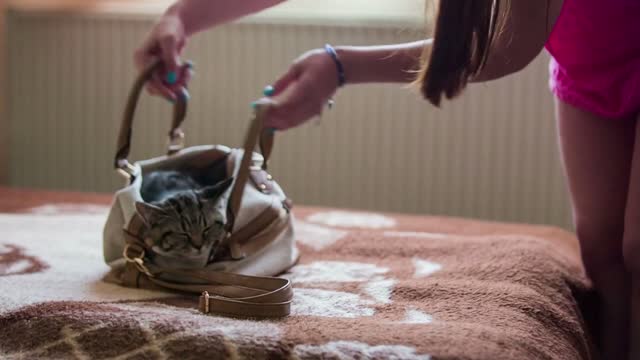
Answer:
0;0;6;184
6;10;572;229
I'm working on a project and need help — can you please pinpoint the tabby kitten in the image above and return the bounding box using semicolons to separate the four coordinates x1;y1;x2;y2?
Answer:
136;171;233;269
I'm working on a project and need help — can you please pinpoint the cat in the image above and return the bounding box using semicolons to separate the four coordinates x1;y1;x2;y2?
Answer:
136;171;234;270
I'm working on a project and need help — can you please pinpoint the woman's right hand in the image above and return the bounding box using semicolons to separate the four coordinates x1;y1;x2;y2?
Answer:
261;48;341;130
134;12;193;102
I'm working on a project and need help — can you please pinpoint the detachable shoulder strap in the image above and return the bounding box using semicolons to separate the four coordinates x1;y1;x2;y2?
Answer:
152;270;292;318
123;212;292;318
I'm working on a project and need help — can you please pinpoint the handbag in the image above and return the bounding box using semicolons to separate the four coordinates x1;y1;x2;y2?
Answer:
102;61;299;318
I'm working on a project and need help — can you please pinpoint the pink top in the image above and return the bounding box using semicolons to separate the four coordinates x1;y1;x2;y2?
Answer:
545;0;640;118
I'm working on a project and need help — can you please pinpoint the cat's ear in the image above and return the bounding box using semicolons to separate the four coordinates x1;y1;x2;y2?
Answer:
135;201;167;226
198;177;234;201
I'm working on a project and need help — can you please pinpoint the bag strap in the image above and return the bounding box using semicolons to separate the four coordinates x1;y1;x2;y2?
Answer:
114;59;275;180
151;270;292;318
115;60;276;238
114;59;187;178
226;102;274;235
123;214;293;318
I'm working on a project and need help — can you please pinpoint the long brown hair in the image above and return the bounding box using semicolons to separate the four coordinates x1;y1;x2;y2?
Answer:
415;0;502;106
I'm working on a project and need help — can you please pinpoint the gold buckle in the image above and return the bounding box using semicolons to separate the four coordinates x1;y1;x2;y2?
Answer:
123;244;153;277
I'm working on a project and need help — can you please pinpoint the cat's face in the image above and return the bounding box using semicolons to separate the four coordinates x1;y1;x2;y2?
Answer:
135;178;233;270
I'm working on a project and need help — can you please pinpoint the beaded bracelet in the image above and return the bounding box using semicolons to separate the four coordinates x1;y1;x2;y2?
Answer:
324;44;346;87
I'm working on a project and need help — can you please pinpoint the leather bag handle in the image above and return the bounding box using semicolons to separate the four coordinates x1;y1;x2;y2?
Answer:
114;59;275;180
116;60;277;252
114;59;187;178
226;102;275;234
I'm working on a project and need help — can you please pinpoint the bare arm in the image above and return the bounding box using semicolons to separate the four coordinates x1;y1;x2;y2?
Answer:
264;0;564;129
166;0;286;36
329;0;562;85
329;0;562;86
265;40;431;129
334;40;432;84
137;0;286;100
473;0;563;82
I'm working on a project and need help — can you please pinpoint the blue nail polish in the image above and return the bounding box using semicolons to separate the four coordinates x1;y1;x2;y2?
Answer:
263;85;275;97
266;127;277;134
251;101;258;109
185;60;195;69
167;97;176;103
166;71;177;85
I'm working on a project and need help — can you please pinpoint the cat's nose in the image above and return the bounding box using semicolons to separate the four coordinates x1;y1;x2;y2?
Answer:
191;234;203;250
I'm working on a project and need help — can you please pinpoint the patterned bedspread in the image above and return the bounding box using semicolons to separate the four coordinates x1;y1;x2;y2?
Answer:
0;188;597;359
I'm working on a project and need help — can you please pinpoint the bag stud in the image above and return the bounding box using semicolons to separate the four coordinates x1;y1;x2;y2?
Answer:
202;291;210;313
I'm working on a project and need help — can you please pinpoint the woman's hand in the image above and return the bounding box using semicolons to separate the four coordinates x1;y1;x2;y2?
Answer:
263;48;340;130
134;12;192;102
262;41;431;130
133;0;286;102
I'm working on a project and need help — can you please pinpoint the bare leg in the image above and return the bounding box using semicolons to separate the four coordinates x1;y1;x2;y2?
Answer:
556;99;635;358
631;283;640;359
622;112;640;360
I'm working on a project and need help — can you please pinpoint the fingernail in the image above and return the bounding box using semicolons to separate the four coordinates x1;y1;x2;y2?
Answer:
166;71;177;85
266;127;277;134
167;97;176;103
185;60;195;69
263;85;275;97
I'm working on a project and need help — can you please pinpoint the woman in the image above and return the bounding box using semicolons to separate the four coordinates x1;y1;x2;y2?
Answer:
135;1;640;357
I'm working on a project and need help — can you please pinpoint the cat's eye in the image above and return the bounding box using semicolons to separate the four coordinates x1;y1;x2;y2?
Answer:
172;233;190;242
161;241;173;251
159;232;187;251
159;232;173;249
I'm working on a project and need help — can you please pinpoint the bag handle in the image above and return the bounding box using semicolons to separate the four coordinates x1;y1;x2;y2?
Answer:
114;59;275;180
116;60;277;255
226;102;275;235
114;59;187;178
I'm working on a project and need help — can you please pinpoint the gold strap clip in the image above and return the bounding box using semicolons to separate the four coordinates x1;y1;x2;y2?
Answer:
123;244;153;277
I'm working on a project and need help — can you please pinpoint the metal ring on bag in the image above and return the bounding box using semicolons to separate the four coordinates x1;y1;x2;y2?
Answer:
123;244;154;277
167;130;185;155
117;162;139;181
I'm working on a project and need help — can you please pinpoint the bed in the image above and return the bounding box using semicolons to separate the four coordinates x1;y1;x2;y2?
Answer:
0;187;597;359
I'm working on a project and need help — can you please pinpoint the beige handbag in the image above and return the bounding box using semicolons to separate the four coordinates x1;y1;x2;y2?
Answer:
103;61;299;318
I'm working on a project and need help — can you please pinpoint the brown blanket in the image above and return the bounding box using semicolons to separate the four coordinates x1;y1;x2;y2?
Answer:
0;188;596;360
